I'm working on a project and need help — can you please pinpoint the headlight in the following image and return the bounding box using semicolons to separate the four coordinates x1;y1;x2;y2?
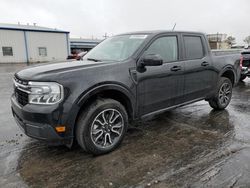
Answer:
28;82;64;105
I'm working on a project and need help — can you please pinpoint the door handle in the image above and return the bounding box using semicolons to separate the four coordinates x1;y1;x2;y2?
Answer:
201;61;209;66
171;66;182;71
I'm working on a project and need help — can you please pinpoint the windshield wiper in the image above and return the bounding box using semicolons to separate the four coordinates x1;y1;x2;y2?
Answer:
87;58;102;62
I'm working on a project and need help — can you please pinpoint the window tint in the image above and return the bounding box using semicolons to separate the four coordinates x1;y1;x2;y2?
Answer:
38;47;47;57
184;36;204;59
2;47;13;56
145;36;178;62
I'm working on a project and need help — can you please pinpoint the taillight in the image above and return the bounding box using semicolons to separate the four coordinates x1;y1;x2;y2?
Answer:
240;55;243;69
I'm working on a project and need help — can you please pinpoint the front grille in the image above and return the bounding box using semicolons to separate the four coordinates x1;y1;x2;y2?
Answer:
14;76;29;106
15;88;29;106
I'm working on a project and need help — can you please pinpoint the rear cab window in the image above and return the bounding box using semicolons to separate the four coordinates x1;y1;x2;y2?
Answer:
183;36;204;60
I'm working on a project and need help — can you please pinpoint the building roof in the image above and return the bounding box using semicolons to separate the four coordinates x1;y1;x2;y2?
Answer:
70;38;102;43
0;23;69;33
70;38;101;48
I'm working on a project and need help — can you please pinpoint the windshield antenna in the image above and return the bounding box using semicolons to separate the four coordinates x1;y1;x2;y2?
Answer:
172;23;176;31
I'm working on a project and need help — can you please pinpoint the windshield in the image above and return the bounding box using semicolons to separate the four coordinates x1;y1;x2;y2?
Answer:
83;34;148;62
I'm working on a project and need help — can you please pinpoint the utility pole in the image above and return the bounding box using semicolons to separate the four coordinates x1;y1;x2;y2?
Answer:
103;33;109;39
216;32;220;49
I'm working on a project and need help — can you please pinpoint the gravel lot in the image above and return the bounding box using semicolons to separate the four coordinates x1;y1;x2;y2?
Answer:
1;64;250;188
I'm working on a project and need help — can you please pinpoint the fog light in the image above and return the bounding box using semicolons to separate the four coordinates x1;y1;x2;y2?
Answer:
55;126;66;133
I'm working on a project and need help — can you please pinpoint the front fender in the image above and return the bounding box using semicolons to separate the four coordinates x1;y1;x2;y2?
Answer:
76;82;135;107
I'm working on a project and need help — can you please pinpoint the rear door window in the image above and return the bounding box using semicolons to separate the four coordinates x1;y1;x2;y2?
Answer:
184;36;204;59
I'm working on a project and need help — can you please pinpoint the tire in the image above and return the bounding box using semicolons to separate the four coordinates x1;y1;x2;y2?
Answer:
240;75;247;81
208;77;232;110
76;98;128;155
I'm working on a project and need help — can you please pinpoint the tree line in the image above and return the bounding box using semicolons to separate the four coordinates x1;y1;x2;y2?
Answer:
222;35;250;48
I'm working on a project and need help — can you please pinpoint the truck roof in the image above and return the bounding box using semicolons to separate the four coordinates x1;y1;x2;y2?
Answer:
117;30;205;36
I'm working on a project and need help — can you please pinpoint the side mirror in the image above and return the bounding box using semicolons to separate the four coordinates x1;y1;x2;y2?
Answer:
141;54;163;67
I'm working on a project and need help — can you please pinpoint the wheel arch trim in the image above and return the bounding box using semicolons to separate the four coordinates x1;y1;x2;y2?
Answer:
219;66;237;85
75;82;136;118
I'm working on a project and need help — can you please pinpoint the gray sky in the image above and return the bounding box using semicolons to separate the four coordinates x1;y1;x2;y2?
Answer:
0;0;249;44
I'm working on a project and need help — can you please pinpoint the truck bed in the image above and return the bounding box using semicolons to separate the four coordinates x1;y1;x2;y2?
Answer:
211;49;242;56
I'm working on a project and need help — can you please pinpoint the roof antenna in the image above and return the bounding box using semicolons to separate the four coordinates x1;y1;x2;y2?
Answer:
172;23;176;31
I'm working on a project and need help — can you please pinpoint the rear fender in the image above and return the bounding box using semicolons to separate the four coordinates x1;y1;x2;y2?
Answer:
219;66;237;85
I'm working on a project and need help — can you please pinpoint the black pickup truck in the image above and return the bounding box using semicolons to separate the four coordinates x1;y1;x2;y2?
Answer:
11;31;241;154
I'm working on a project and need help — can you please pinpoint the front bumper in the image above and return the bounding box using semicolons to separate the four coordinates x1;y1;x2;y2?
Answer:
11;94;72;145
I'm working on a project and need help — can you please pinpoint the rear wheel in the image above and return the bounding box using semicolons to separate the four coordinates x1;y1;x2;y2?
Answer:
208;77;232;110
76;98;128;155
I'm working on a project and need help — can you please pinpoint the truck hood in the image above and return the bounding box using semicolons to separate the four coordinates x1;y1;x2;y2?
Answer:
15;60;112;81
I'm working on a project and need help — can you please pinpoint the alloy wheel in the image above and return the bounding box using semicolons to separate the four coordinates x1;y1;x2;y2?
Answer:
218;82;231;106
90;109;124;148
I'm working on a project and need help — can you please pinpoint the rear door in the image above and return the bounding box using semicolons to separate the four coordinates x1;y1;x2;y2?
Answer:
182;34;215;101
137;34;185;116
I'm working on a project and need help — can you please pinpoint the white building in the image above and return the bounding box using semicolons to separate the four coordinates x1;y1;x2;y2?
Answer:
0;23;70;64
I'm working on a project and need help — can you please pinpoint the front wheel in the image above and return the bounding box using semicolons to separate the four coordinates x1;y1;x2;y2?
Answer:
208;77;232;110
76;99;128;155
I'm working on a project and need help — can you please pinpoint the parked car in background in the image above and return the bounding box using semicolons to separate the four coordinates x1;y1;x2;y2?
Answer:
67;51;87;61
240;50;250;81
11;31;241;155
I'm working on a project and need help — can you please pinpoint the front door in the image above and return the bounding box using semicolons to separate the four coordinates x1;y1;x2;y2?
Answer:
137;35;185;116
